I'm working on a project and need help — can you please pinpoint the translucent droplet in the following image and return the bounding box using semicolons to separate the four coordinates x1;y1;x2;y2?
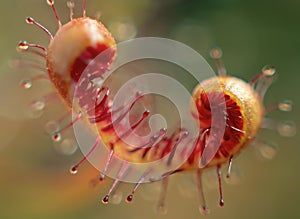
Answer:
110;191;123;205
44;121;60;135
26;17;34;24
109;19;137;41
149;176;159;182
126;194;133;203
102;195;109;204
219;199;224;207
28;99;46;119
69;165;78;175
67;1;74;9
32;99;46;111
259;142;278;160
262;65;276;76
18;41;29;51
59;138;77;155
52;131;61;142
278;100;293;112
154;204;168;215
210;48;222;59
20;79;32;90
199;205;210;215
277;121;296;137
99;173;105;182
47;0;54;6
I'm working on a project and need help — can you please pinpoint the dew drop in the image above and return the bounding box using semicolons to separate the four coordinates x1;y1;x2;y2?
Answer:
149;176;159;182
219;199;224;207
20;79;32;90
210;47;223;59
277;121;297;137
154;204;168;215
126;194;133;203
69;165;78;175
278;100;293;112
110;191;123;205
109;18;137;41
67;1;75;9
26;17;34;24
18;41;29;51
199;205;210;215
44;121;60;135
59;138;78;155
47;0;54;6
102;195;109;204
262;65;276;76
52;131;62;142
28;99;46;119
258;142;278;160
32;99;46;111
99;173;105;182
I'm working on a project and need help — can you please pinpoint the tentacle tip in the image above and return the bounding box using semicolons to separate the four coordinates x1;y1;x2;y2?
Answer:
102;195;109;204
125;194;133;203
29;99;46;117
69;165;78;175
210;47;223;59
277;121;297;137
46;0;54;6
143;109;150;117
160;128;167;134
51;131;62;142
20;79;32;90
67;1;75;9
26;17;34;24
199;206;210;215
262;65;276;76
17;41;29;51
155;204;168;215
219;199;225;207
278;100;293;112
99;173;105;182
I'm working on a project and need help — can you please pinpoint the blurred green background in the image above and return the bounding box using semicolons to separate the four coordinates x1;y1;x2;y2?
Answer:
0;0;299;219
